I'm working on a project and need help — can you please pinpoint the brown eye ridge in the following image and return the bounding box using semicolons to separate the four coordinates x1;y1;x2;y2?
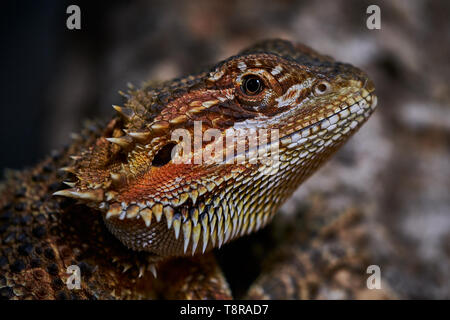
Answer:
241;75;264;95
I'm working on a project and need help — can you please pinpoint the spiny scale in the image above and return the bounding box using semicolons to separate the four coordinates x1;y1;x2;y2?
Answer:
126;131;151;141
112;105;134;121
53;188;103;201
106;137;132;148
191;224;201;255
182;220;192;254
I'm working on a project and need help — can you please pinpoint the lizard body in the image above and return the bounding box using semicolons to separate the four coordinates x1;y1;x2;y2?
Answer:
0;39;377;299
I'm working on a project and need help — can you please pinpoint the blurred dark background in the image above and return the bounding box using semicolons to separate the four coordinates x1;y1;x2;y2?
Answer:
1;0;449;298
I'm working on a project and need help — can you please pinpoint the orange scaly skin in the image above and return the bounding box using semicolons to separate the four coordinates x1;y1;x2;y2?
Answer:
0;40;377;299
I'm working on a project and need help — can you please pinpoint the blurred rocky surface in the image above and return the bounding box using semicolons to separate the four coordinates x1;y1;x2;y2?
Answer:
2;0;449;298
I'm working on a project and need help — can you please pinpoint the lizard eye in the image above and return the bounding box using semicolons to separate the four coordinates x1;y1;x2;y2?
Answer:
241;75;264;96
314;81;331;96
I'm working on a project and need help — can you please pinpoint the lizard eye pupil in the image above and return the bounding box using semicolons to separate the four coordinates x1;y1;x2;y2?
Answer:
242;76;263;95
317;83;327;92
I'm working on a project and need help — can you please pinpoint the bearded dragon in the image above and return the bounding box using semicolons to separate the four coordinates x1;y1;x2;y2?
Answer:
0;39;378;300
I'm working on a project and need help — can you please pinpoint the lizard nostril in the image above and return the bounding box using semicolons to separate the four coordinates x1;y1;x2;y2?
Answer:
152;142;177;167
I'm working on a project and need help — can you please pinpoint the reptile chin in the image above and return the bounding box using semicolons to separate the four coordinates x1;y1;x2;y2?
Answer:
53;39;378;260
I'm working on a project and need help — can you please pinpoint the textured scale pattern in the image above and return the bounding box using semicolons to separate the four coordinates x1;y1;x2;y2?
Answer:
54;39;376;260
0;39;378;299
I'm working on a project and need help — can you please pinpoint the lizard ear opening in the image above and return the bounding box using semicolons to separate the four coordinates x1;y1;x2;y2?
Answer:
152;142;177;167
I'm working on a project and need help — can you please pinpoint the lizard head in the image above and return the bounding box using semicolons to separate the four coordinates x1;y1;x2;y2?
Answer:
54;39;377;259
